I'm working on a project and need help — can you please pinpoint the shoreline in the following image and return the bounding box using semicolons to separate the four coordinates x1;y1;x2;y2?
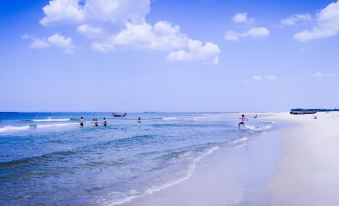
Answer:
117;112;339;206
119;118;285;206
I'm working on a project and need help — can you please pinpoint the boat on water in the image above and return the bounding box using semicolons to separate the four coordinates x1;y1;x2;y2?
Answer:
113;113;127;117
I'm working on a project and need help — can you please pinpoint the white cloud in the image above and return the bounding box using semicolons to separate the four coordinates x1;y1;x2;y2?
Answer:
224;31;240;41
252;74;278;81
40;0;85;25
244;27;270;38
77;24;102;38
112;22;187;50
232;12;254;24
294;1;339;42
48;33;75;54
167;40;220;64
21;34;34;40
28;33;75;54
311;72;337;78
252;75;263;81
30;38;50;48
281;13;312;26
35;0;220;63
225;27;270;41
40;0;150;26
91;21;220;64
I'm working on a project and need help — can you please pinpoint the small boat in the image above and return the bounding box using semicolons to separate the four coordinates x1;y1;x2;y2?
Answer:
113;113;127;117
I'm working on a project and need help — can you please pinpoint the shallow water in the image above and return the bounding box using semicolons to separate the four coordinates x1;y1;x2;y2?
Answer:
0;112;275;205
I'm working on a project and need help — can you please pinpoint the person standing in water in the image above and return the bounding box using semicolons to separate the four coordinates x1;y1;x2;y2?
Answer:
103;117;108;127
93;118;99;127
138;117;141;126
80;117;85;127
238;114;248;129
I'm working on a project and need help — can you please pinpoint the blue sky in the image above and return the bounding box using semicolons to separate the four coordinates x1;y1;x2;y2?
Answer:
0;0;339;112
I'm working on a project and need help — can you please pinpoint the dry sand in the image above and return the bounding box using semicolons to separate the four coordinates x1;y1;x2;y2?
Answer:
268;112;339;206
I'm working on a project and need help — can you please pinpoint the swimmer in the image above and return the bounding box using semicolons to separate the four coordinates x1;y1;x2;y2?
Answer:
93;118;98;127
103;117;108;127
80;117;85;127
138;117;141;126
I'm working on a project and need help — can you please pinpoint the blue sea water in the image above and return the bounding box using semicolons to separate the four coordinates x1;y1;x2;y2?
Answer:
0;112;274;205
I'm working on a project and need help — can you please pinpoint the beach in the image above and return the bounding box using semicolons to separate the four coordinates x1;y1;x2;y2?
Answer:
120;112;339;206
1;112;339;205
269;112;339;205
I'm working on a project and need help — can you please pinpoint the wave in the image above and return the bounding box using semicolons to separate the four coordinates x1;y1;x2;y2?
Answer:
244;123;273;131
0;122;77;134
104;146;219;206
162;117;177;121
0;134;156;169
0;126;30;133
36;123;77;128
32;118;71;122
232;137;248;144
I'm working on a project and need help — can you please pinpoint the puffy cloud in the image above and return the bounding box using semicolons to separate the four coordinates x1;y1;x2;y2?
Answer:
232;12;254;24
40;0;150;26
40;0;85;25
281;13;312;26
34;0;220;63
27;33;75;54
112;22;187;50
30;39;50;48
252;75;278;81
244;27;270;38
167;40;220;64
77;24;102;38
48;33;75;53
91;21;220;64
294;1;339;42
225;27;270;41
224;31;240;41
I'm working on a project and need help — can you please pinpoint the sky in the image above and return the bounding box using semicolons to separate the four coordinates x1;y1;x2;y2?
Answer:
0;0;339;112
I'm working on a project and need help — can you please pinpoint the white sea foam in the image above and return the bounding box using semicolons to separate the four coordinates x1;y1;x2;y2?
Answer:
0;126;30;133
0;122;77;133
33;118;71;122
105;146;220;206
232;137;248;144
162;117;177;121
244;124;272;131
37;123;77;128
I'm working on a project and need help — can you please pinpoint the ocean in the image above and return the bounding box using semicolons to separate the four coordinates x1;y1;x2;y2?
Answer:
0;112;275;205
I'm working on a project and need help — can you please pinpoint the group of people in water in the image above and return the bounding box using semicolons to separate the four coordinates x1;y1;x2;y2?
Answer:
78;114;251;129
79;117;141;127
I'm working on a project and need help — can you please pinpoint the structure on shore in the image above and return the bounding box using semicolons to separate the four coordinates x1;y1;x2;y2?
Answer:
290;108;339;115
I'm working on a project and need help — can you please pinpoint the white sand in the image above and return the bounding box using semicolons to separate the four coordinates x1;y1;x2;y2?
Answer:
119;112;339;206
268;112;339;205
122;126;283;206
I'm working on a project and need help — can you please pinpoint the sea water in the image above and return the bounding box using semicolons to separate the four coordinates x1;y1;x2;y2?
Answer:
0;112;275;205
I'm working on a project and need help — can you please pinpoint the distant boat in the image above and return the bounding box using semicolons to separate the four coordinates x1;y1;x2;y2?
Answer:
113;113;127;117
